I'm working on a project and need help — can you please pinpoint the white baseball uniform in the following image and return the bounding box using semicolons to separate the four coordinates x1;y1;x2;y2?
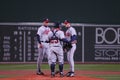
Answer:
65;26;77;72
36;25;51;72
48;29;65;64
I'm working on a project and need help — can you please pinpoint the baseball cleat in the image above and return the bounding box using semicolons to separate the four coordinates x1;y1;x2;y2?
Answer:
51;72;55;78
60;72;64;77
36;71;44;75
66;72;71;76
66;72;74;77
55;70;60;74
69;73;74;77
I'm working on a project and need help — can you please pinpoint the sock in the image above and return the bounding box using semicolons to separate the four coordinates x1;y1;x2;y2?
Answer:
38;68;41;72
59;64;63;72
50;63;55;73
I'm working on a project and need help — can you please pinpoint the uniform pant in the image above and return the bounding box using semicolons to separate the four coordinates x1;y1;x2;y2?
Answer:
50;46;64;64
67;44;76;72
37;43;51;72
50;45;64;73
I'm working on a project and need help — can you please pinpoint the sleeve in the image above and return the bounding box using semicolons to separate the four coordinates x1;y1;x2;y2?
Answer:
59;31;70;43
36;27;42;44
71;27;77;36
71;35;77;42
60;31;65;39
36;34;41;44
48;31;52;39
37;27;43;36
70;27;77;42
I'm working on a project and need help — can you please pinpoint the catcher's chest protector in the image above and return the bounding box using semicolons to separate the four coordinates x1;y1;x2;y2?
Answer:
50;30;59;41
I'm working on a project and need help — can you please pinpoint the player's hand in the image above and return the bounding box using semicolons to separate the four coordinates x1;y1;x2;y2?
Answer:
64;49;67;53
71;40;77;44
39;44;43;48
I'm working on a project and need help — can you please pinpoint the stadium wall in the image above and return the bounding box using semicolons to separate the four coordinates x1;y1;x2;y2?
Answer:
0;22;120;63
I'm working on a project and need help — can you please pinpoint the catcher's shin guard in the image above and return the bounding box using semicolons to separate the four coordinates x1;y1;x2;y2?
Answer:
50;63;55;73
59;63;63;72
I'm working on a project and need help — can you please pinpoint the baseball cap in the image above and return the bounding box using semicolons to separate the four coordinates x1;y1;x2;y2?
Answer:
53;22;60;28
43;18;49;23
64;20;70;25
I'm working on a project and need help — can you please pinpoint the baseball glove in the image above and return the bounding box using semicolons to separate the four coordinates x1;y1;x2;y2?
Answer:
63;42;72;52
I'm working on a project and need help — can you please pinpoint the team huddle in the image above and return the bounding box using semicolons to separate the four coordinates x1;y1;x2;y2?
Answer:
36;19;77;77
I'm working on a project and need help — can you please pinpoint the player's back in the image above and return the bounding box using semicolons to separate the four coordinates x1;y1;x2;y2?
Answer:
48;30;65;47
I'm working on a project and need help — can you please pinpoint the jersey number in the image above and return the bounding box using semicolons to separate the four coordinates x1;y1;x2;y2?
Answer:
50;40;59;43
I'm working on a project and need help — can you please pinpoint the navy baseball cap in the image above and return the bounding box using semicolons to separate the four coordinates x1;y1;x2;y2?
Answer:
43;18;49;23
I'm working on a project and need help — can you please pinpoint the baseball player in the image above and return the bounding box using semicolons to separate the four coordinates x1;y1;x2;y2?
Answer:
63;20;77;77
36;18;51;75
48;22;69;77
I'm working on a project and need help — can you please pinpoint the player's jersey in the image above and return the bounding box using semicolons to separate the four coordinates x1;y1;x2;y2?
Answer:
65;27;77;42
37;25;50;42
48;29;65;47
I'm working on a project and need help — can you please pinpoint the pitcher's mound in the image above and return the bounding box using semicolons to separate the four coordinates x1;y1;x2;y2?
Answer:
1;74;104;80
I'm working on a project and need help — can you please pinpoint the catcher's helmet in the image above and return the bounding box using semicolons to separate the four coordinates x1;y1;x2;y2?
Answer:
53;22;60;28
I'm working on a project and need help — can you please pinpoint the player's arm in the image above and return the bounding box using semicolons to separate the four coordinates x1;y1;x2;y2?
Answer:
59;31;70;43
36;34;43;48
60;38;68;43
70;28;77;44
71;35;77;44
36;34;41;44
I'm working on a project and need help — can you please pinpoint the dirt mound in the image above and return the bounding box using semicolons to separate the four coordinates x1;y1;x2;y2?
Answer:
0;70;104;80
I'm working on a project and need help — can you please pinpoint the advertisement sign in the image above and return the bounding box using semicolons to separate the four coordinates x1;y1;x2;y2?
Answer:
84;26;120;62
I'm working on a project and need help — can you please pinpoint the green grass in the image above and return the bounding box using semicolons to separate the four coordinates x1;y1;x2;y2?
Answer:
75;64;120;71
0;64;36;70
82;74;120;80
0;63;120;80
0;75;8;78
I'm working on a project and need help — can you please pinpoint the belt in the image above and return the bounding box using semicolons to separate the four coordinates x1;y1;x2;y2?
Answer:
41;41;49;43
53;46;60;47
